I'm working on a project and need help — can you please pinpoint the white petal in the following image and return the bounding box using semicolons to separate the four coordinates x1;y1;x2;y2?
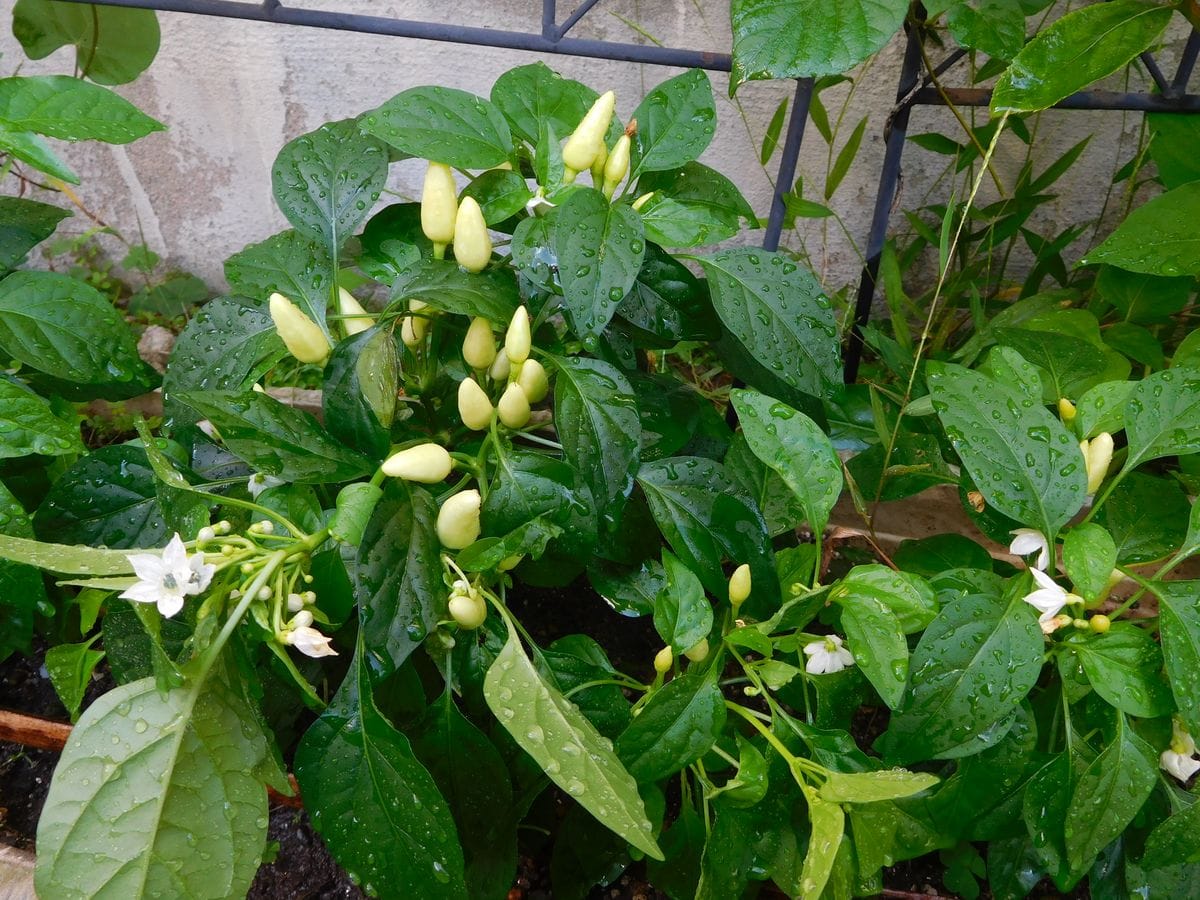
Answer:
160;534;189;571
125;552;168;584
187;556;217;594
1024;589;1067;615
805;652;830;675
289;626;338;658
119;582;165;605
802;641;825;657
835;647;855;668
1030;568;1060;592
1161;750;1200;782
1009;529;1050;570
157;592;185;618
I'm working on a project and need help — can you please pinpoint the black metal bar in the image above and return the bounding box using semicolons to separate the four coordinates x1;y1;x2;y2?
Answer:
843;26;923;384
542;0;556;41
1140;51;1171;96
557;0;604;39
51;0;732;71
762;78;815;253
1172;31;1200;97
911;85;1200;112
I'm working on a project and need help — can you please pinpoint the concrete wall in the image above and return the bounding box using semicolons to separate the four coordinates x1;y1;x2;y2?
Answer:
0;1;1186;296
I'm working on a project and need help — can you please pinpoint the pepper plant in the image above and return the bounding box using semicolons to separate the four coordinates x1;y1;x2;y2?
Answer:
5;3;1200;897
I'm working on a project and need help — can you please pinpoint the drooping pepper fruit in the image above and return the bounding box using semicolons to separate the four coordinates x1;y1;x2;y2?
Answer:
462;316;497;369
602;134;631;200
269;292;330;364
454;196;492;273
336;287;374;337
437;489;482;549
381;443;453;483
458;377;494;431
516;358;549;403
505;306;531;365
421;161;457;257
498;382;531;429
562;90;616;182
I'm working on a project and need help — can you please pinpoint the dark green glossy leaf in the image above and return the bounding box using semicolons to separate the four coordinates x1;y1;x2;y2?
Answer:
0;196;70;270
1150;581;1200;736
0;124;77;183
555;188;646;345
490;62;598;146
462;169;533;225
390;257;520;322
295;652;467;898
224;230;334;333
1062;523;1118;604
162;296;286;427
1064;625;1174;718
363;86;512;168
883;588;1043;764
1064;715;1156;874
618;670;725;782
637;162;754;248
837;564;938;634
928;361;1086;536
629;69;716;177
1098;472;1190;564
724;433;805;537
0;378;82;458
0;270;154;390
45;636;103;722
618;242;717;345
173;391;373;483
1124;368;1200;469
1142;797;1200;869
653;550;713;655
1022;753;1073;885
696;248;840;399
322;326;398;460
354;481;446;678
893;534;993;578
834;591;909;709
272;119;388;255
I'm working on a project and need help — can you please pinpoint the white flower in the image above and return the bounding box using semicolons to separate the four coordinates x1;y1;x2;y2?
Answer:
1023;568;1072;631
1010;528;1051;571
196;419;219;441
1161;720;1200;783
247;472;284;499
119;533;216;618
803;635;855;675
287;625;338;658
524;194;556;217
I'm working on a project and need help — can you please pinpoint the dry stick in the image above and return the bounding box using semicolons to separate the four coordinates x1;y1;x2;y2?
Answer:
0;707;303;808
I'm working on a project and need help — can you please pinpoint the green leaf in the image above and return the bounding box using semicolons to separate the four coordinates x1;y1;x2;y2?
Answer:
724;434;806;537
295;651;468;898
1022;753;1073;884
883;587;1044;764
173;391;373;483
826;116;867;199
630;69;716;177
1062;523;1118;603
799;786;845;898
893;534;993;578
697;249;841;399
13;0;160;85
617;669;726;782
637;456;778;609
619;243;717;345
709;735;769;806
991;0;1173;114
1064;625;1174;718
1098;472;1191;564
0;123;78;183
363;86;513;168
760;97;788;164
1124;368;1200;469
272;119;388;256
0;196;70;270
0;377;82;458
1075;380;1136;439
484;616;662;859
1141;797;1200;870
224;230;334;335
1096;265;1193;322
933;0;1028;59
730;0;909;87
1084;181;1200;276
162;295;286;427
928;361;1086;536
731;387;842;534
35;668;278;898
390;257;520;323
490;62;598;146
322;326;398;460
837;564;938;634
550;355;640;534
0;270;152;389
1064;715;1156;873
835;591;909;709
462;169;533;225
352;481;446;678
34;444;169;548
555;187;646;345
994;328;1107;402
654;550;713;655
820;769;939;804
1150;581;1200;736
45;636;104;722
0;74;164;142
0;532;138;575
637;162;755;248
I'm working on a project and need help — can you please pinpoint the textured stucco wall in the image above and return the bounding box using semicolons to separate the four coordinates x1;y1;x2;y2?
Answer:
0;1;1183;296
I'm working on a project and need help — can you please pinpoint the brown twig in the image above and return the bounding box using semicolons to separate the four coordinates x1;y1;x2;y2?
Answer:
0;708;303;808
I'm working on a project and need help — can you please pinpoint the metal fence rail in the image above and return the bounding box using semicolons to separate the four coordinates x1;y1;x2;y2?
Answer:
52;0;1200;381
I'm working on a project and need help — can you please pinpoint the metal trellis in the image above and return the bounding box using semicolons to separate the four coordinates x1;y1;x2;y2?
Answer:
49;0;1200;383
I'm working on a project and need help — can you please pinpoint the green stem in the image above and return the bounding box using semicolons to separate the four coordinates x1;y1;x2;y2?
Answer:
195;548;287;679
